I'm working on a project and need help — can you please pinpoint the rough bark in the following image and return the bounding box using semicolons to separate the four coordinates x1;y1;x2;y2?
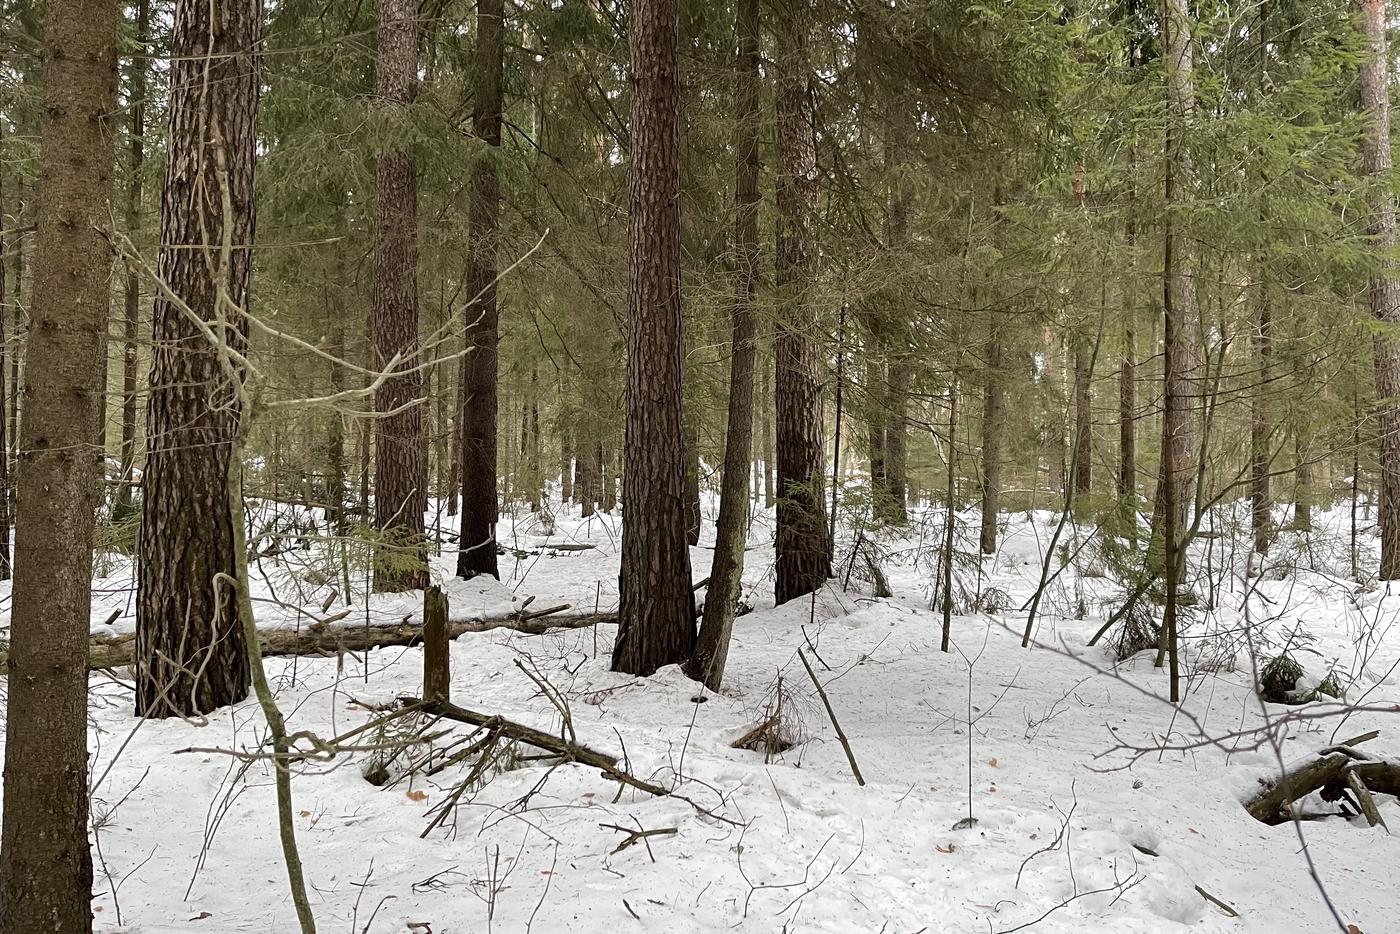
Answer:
136;0;260;717
761;351;775;507
0;122;11;580
0;0;116;925
457;0;504;579
773;0;831;604
373;0;428;592
1361;0;1400;578
980;332;1003;554
689;0;760;690
612;0;695;674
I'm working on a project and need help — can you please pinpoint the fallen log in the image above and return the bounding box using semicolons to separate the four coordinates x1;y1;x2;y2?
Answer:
7;611;616;673
1243;732;1400;825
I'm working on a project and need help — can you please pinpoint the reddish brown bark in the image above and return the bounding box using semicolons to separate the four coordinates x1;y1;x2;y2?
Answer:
612;0;695;674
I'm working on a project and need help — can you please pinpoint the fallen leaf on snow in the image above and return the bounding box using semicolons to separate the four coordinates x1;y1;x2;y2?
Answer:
936;843;956;853
406;789;428;802
989;757;998;767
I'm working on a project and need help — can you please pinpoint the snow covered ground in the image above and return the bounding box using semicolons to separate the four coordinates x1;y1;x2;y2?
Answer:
5;495;1400;932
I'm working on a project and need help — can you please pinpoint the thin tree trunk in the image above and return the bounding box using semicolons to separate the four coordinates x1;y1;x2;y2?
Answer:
136;0;260;716
684;416;702;545
612;0;694;674
0;0;115;925
1073;334;1092;496
1158;0;1199;703
326;249;349;533
1250;286;1271;554
1119;322;1136;500
372;0;428;592
979;331;1003;555
773;0;831;604
761;350;775;507
457;0;503;579
690;0;760;690
116;0;149;517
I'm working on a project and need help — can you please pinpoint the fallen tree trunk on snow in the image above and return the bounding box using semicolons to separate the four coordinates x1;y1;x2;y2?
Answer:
1243;730;1398;827
13;610;615;673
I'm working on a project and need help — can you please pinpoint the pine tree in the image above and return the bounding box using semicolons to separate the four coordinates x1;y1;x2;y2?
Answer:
136;0;261;717
612;0;695;675
773;0;831;604
457;0;504;580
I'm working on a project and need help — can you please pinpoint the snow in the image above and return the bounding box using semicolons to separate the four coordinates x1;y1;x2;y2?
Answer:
6;496;1400;932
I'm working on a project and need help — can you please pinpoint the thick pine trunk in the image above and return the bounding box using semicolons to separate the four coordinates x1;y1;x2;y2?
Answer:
980;332;1003;554
1361;0;1400;577
136;0;259;716
0;0;115;924
372;0;428;592
612;0;695;675
773;0;831;604
689;0;760;689
457;0;503;579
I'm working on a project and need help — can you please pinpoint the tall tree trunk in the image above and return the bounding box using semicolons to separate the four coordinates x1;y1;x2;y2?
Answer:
880;108;912;524
7;219;20;461
865;335;888;508
1118;322;1136;500
1250;286;1271;554
326;247;349;533
690;0;760;689
0;0;115;925
136;0;260;717
773;0;831;604
1158;0;1199;703
560;422;574;504
979;331;1003;554
0;122;11;580
1362;0;1400;578
1073;335;1092;496
577;444;595;517
457;0;503;579
115;0;149;518
761;351;775;507
612;0;694;675
372;0;428;592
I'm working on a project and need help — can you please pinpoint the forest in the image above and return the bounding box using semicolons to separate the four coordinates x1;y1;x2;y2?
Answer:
1;0;1399;928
